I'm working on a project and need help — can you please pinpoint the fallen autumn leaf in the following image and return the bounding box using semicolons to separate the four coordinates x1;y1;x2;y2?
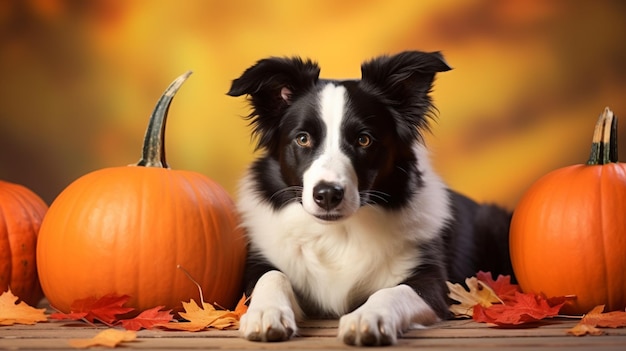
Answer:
156;299;240;331
447;277;501;317
473;291;564;326
69;329;137;349
0;288;47;326
476;271;520;303
568;305;626;336
50;294;134;325
119;306;173;331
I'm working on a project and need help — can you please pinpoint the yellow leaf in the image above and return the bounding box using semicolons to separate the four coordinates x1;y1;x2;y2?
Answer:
156;299;215;331
0;288;47;325
447;277;502;317
157;299;241;331
209;315;238;330
69;329;137;348
180;299;235;327
568;322;604;337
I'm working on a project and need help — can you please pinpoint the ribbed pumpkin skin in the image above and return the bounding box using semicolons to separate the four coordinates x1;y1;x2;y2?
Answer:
36;166;247;313
0;180;47;306
510;163;626;315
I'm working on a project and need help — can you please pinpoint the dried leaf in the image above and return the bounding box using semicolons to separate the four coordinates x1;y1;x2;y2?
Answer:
51;294;135;325
473;291;564;326
593;310;626;328
210;316;238;330
72;294;135;325
568;305;626;336
207;294;249;331
69;329;137;349
568;322;604;336
179;299;231;326
476;271;520;303
157;297;245;331
0;288;47;325
447;277;502;317
157;299;220;331
119;306;173;331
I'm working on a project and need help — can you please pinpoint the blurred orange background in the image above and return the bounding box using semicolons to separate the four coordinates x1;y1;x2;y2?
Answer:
1;0;625;210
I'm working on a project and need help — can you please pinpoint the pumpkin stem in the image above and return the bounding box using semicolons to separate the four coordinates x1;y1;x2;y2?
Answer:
177;264;206;306
586;107;618;165
136;71;192;168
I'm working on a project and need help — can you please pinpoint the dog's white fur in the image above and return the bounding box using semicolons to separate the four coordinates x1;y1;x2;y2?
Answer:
237;85;452;344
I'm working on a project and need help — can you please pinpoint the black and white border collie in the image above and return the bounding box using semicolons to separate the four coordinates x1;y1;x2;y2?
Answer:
227;51;513;346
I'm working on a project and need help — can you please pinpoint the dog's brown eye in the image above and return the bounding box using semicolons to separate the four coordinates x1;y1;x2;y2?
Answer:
296;133;312;147
357;134;372;148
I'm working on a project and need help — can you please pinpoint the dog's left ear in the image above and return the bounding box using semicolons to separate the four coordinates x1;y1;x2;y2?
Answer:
360;51;451;141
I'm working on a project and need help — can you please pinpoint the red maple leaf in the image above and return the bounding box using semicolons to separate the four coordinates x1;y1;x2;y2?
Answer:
50;294;135;325
476;271;520;303
473;291;565;326
119;306;173;331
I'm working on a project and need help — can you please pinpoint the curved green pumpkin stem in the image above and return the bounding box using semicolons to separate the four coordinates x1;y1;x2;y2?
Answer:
586;107;618;165
136;71;193;168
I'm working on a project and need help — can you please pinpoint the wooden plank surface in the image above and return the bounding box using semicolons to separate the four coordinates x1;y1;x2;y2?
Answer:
2;318;626;350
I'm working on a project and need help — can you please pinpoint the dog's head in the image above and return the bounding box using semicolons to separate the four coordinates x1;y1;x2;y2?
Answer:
228;51;451;222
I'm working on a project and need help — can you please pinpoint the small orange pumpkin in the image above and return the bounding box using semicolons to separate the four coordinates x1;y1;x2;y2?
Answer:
36;72;247;313
0;180;47;306
510;107;626;315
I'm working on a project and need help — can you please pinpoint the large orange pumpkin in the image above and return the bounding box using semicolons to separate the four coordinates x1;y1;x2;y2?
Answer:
0;180;47;306
510;107;626;315
36;72;247;313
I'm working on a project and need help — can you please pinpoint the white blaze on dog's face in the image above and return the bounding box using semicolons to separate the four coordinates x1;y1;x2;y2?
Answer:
301;84;360;221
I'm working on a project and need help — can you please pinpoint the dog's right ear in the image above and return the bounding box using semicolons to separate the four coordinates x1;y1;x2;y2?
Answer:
227;57;320;102
227;57;320;150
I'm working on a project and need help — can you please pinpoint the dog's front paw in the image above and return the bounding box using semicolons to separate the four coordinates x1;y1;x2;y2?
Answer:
239;306;297;342
338;310;397;346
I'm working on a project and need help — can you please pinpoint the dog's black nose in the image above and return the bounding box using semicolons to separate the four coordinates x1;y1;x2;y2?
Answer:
313;182;344;211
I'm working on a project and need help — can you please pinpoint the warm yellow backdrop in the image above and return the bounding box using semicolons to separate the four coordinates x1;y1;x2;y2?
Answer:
2;0;625;209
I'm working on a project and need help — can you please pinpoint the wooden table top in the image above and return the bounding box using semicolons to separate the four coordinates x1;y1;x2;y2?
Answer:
2;317;626;350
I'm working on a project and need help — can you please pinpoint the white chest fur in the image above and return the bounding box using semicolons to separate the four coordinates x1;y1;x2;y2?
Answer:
244;205;416;314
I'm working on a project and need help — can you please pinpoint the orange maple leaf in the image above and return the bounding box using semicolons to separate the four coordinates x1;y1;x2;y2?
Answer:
69;329;137;349
447;277;502;317
50;294;135;325
568;305;626;336
232;294;249;319
208;294;249;330
0;288;47;325
157;298;240;331
119;306;173;331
